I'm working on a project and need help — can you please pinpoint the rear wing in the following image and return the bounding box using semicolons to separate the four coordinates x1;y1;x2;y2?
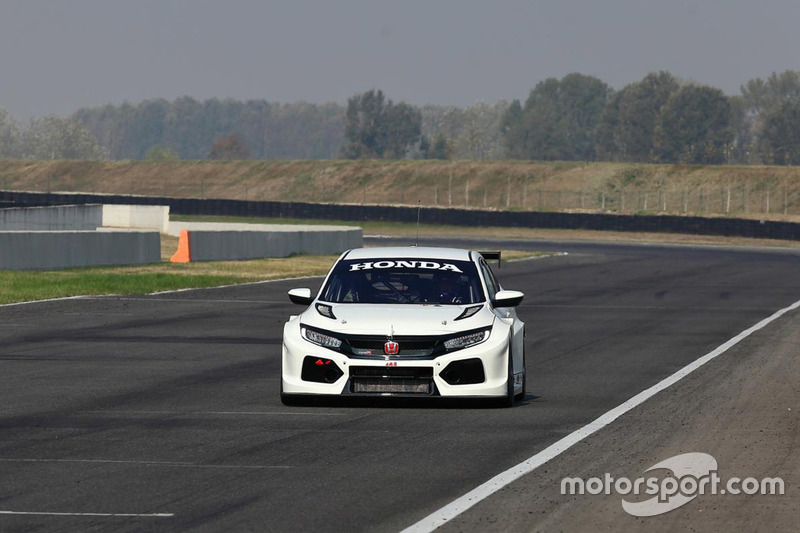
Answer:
478;250;501;268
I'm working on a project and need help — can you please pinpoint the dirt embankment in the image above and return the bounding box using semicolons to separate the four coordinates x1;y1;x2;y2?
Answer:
2;159;800;221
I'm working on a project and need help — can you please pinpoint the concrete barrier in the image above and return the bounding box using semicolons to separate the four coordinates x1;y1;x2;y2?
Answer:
0;204;170;234
167;221;359;237
102;205;170;233
0;231;161;270
168;222;363;262
0;204;103;230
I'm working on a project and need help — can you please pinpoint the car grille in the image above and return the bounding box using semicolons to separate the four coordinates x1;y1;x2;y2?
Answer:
349;366;434;395
345;336;441;358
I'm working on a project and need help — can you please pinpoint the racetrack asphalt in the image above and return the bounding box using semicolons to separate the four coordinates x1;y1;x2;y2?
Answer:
1;237;799;532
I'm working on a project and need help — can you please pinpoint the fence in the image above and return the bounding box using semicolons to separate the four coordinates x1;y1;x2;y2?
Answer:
9;169;800;218
3;190;800;241
486;187;799;216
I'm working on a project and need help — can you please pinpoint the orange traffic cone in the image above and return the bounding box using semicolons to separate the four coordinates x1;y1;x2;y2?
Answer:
170;230;191;263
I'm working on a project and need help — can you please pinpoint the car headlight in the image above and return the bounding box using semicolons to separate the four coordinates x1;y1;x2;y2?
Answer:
444;329;489;351
301;326;342;349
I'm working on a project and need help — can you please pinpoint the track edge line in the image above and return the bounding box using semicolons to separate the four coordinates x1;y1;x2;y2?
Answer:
401;297;800;532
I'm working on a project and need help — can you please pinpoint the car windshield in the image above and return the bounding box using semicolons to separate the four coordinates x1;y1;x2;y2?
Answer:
320;258;486;305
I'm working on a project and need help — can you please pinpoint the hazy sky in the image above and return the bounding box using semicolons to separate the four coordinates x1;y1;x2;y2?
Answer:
2;0;799;119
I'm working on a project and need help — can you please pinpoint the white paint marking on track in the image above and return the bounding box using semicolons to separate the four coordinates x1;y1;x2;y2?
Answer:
524;304;777;311
0;458;290;469
0;295;91;308
0;275;325;308
80;297;288;304
0;510;173;517
77;410;344;416
401;297;800;533
147;275;324;295
506;252;568;263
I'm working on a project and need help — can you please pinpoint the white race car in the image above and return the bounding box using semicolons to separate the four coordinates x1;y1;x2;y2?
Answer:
281;247;526;406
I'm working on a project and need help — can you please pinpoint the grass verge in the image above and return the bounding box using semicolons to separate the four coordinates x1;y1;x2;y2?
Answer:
0;255;339;305
0;250;544;305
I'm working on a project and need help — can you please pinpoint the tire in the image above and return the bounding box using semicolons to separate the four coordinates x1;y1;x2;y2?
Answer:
497;343;516;408
280;380;308;406
280;394;307;406
515;343;527;401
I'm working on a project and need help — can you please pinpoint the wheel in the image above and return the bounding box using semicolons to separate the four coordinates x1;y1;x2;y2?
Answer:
280;379;308;406
515;344;527;401
280;393;307;406
498;343;515;408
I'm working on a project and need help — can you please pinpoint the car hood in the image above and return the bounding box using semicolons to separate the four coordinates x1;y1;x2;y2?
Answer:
300;303;493;336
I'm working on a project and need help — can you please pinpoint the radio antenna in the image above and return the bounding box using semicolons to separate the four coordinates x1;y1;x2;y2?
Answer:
415;200;421;247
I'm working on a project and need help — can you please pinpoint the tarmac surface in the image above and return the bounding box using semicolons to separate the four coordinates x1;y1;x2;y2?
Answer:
1;237;798;532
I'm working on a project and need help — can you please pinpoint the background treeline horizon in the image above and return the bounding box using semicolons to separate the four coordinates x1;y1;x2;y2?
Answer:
1;70;800;165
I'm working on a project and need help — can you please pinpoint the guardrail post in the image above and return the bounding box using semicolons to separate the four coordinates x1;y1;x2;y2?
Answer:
744;186;749;213
726;186;731;213
784;188;788;215
448;168;453;206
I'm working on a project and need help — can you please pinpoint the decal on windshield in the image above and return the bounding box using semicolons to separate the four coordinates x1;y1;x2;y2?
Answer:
348;261;464;273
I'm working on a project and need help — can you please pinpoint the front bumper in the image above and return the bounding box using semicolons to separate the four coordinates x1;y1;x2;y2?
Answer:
281;323;511;398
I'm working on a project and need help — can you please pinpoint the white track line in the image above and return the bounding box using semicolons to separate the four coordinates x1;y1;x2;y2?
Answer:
147;275;324;295
506;252;568;263
0;458;290;469
402;296;800;532
80;297;288;304
78;410;344;416
0;295;91;308
0;510;173;517
0;274;324;308
524;304;776;311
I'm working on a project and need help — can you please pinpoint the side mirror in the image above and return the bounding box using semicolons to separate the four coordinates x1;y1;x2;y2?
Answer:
288;288;313;306
492;289;524;308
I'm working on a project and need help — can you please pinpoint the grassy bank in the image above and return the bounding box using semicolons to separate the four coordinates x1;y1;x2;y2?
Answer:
3;159;800;220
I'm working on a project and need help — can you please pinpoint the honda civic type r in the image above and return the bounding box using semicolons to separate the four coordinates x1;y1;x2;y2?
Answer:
281;247;526;406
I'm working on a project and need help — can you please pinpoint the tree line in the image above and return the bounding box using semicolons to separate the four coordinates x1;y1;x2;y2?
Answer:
501;70;800;165
1;70;800;163
58;95;508;161
339;71;800;165
72;98;345;160
0;111;107;160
